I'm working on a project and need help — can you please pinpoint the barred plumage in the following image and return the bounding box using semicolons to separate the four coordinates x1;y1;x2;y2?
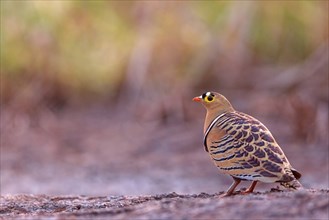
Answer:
193;92;302;196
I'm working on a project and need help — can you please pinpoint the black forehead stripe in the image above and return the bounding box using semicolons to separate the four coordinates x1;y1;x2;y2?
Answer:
202;92;214;99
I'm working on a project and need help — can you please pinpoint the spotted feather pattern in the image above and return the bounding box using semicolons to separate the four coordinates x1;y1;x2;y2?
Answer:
205;111;302;186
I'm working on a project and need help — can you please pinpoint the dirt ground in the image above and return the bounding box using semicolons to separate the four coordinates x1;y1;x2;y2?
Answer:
1;189;328;219
1;92;328;219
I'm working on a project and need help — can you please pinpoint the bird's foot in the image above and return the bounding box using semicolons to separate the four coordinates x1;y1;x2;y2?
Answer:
218;191;239;198
219;193;230;198
239;189;254;195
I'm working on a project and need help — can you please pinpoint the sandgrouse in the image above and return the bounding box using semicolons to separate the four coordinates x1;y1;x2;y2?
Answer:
193;92;302;196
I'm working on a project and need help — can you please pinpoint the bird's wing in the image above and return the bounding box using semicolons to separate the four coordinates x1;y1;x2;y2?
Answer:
207;111;294;182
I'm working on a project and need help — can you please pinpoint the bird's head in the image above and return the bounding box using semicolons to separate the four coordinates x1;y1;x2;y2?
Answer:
192;91;234;113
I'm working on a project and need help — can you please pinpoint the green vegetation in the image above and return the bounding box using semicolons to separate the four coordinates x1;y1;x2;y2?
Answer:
1;1;328;106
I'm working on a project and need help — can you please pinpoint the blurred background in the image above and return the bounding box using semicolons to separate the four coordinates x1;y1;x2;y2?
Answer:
1;1;328;195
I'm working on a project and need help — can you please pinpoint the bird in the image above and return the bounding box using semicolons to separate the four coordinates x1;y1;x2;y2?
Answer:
192;91;302;196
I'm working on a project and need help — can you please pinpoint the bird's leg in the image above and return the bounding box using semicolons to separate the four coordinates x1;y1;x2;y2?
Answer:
241;181;258;194
220;177;241;197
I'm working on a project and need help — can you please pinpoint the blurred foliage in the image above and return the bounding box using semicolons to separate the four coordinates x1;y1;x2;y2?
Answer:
1;0;328;107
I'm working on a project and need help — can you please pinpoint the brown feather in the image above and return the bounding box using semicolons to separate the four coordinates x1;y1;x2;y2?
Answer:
194;91;303;194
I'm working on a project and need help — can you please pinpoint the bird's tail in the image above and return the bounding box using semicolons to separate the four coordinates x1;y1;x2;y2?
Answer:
279;167;304;190
280;167;303;190
280;179;303;190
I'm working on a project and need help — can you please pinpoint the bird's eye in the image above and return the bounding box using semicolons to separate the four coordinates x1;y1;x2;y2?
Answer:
205;95;214;102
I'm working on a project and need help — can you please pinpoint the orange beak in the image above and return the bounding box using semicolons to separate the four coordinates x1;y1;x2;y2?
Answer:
192;96;202;102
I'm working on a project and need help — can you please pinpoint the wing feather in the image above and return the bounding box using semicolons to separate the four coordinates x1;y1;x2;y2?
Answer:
206;111;295;182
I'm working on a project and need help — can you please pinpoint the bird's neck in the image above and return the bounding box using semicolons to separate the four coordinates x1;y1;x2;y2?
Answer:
203;109;232;133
